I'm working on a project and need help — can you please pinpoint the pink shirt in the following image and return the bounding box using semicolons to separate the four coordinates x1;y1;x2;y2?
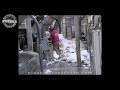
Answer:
50;29;59;42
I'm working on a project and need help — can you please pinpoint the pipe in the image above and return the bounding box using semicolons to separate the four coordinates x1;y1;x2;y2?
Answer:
50;17;61;34
30;15;43;73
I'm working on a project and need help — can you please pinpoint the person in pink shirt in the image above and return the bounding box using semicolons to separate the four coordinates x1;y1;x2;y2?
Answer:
49;26;60;56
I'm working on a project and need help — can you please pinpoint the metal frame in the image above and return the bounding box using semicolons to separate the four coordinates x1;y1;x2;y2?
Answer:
30;15;43;72
87;15;102;75
92;30;102;75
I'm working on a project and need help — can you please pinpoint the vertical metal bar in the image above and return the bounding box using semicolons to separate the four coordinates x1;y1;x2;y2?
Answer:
74;15;81;67
26;16;33;51
92;30;101;75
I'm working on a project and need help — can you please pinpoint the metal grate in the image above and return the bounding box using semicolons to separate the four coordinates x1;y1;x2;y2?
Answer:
19;53;34;63
18;52;40;75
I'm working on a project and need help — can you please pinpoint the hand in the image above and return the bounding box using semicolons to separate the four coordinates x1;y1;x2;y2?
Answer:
48;38;51;40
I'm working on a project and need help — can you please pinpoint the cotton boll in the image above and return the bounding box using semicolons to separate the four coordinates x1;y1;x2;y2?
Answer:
53;51;59;59
45;69;52;74
84;67;90;70
46;61;55;66
84;60;90;65
81;55;87;61
87;53;90;60
81;50;88;57
82;65;86;67
69;48;75;53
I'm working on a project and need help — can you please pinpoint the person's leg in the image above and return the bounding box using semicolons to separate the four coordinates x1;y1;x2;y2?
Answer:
44;50;49;61
49;43;54;60
56;41;61;55
53;41;60;55
46;50;49;61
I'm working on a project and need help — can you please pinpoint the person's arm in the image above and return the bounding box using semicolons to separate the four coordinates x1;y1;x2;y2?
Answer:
50;33;53;43
50;32;53;40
